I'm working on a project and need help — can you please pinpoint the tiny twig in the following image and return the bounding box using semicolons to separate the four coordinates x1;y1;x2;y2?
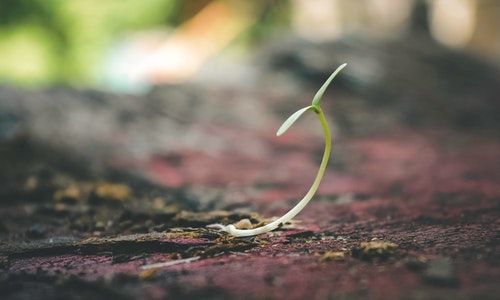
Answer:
140;256;200;270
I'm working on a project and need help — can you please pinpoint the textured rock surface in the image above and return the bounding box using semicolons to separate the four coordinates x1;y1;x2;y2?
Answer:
1;36;499;299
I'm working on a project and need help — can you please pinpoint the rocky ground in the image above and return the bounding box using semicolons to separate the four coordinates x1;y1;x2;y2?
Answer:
0;35;499;299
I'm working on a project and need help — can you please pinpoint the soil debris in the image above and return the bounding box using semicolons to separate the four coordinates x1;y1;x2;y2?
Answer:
351;241;398;262
320;251;346;262
93;182;132;202
196;235;259;258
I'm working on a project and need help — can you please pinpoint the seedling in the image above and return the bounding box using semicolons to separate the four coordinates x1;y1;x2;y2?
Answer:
208;63;347;237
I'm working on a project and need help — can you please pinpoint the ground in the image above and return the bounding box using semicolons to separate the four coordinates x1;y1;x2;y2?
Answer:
0;36;499;299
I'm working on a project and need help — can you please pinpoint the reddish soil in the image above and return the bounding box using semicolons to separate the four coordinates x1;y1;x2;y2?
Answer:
1;35;499;299
1;125;498;300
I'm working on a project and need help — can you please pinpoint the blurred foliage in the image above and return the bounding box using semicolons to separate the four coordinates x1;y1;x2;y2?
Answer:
0;0;187;86
0;0;290;87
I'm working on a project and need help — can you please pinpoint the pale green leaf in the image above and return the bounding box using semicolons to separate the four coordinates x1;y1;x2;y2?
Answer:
312;63;347;106
276;105;314;136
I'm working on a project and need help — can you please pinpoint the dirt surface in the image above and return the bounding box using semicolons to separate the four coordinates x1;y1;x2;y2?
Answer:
1;36;499;299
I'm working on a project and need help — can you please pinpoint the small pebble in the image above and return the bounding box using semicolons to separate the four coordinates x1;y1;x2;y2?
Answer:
423;257;459;287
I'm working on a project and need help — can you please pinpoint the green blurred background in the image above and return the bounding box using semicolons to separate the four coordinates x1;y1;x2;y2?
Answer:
0;0;287;87
0;0;498;88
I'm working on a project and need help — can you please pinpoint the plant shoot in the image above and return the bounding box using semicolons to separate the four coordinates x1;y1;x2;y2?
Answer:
208;63;347;237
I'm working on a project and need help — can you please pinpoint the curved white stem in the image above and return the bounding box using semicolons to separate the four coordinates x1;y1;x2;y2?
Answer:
217;107;331;237
207;63;346;237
